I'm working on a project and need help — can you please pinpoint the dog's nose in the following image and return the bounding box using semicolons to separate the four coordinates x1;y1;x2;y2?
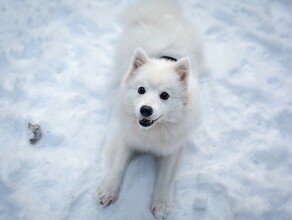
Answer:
140;105;153;117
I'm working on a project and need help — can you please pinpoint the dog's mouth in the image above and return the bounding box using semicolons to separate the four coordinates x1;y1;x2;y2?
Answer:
139;117;160;128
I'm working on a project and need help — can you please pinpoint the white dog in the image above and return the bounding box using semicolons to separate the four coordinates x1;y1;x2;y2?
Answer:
98;0;203;218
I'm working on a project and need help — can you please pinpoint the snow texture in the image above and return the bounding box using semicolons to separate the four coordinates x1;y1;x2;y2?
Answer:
0;0;292;219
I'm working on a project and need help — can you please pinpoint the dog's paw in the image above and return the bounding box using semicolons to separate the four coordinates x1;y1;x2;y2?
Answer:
151;199;170;219
97;184;118;207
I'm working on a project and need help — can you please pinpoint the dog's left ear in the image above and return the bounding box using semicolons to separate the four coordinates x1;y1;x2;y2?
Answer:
174;57;190;82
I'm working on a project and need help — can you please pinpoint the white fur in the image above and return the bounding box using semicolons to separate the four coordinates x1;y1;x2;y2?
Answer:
98;0;203;218
114;0;204;80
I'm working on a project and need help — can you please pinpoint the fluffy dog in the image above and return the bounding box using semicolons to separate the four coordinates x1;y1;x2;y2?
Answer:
98;0;203;218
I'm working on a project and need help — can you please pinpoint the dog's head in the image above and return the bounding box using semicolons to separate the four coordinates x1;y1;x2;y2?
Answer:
120;48;191;129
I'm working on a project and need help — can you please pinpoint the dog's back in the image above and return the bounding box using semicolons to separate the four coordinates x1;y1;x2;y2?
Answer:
123;0;182;25
114;0;204;78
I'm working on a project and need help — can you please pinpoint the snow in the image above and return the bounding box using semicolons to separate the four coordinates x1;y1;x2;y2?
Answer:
0;0;291;219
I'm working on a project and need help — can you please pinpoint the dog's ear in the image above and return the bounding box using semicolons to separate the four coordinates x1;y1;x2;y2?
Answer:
125;48;149;81
131;47;148;72
174;57;190;82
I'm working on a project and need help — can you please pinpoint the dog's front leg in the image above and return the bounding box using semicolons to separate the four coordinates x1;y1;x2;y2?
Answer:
151;149;182;218
98;142;133;207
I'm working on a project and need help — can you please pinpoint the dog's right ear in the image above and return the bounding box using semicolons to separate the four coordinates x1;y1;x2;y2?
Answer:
132;47;148;71
125;48;148;81
130;47;148;72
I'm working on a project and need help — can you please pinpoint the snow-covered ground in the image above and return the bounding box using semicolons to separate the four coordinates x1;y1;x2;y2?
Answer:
0;0;291;219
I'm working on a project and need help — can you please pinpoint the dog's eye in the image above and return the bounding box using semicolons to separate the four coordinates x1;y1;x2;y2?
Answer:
160;92;169;100
138;87;146;94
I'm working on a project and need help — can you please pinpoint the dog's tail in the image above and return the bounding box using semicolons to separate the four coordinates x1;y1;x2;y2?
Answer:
122;0;182;25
